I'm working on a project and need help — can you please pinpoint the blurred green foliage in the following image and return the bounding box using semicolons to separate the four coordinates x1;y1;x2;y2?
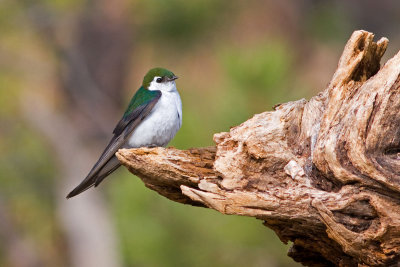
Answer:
220;40;293;114
221;41;291;94
135;0;236;47
305;2;351;43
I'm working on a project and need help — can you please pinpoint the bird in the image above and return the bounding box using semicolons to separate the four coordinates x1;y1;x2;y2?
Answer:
67;67;182;198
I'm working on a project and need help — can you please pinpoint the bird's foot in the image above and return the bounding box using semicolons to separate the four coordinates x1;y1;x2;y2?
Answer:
146;144;160;148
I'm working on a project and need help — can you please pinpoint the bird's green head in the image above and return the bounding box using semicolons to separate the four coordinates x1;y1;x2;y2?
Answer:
142;67;178;90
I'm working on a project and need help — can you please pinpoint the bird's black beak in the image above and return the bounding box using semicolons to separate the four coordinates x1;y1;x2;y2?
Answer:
166;75;178;81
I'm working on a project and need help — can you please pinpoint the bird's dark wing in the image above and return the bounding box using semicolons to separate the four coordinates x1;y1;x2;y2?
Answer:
66;88;161;198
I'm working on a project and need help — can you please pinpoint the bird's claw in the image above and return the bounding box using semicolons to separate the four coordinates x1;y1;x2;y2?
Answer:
146;144;159;148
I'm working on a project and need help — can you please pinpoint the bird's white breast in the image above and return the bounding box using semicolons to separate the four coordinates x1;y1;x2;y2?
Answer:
124;89;182;148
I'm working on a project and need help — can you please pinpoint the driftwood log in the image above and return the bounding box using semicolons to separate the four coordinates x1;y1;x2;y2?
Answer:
116;30;400;266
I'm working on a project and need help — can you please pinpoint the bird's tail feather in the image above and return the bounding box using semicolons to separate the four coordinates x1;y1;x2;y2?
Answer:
66;157;121;198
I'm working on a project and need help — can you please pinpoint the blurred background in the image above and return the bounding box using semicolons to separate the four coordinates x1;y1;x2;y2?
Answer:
1;0;400;266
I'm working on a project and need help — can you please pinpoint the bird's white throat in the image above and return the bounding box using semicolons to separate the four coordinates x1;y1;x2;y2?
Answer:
148;77;177;92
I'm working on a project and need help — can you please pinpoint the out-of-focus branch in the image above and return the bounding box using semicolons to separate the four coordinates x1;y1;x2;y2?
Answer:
24;0;126;135
116;31;400;266
22;92;122;267
21;0;132;266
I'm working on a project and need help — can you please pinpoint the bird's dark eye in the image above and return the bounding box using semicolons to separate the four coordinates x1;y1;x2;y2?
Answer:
156;77;162;83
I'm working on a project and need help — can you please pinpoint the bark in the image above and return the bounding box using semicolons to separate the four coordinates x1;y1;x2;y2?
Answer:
116;30;400;266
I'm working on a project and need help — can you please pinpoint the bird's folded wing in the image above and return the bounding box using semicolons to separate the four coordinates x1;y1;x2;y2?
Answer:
66;90;161;198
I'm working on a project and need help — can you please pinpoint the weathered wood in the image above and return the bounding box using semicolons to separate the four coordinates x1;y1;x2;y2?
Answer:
116;30;400;266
